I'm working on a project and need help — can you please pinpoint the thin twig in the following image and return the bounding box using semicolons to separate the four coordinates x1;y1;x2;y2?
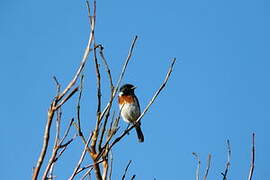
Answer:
98;109;110;151
248;133;255;180
203;154;211;180
96;45;114;152
69;132;93;180
86;3;104;180
55;103;62;144
73;122;92;154
59;118;75;145
77;75;84;136
98;111;121;158
122;160;132;180
98;44;114;91
91;39;102;153
221;140;231;180
93;42;102;117
56;135;77;160
55;87;79;110
44;132;77;179
47;76;62;179
42;116;61;179
76;159;105;175
53;76;61;92
192;152;200;180
81;168;93;180
85;1;103;180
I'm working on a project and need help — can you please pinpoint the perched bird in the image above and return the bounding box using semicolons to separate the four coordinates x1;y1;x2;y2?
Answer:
118;84;144;142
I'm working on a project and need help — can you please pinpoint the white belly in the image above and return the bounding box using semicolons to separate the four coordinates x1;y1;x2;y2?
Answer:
119;103;140;123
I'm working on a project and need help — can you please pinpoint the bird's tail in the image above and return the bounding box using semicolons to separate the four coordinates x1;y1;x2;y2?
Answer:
135;125;144;143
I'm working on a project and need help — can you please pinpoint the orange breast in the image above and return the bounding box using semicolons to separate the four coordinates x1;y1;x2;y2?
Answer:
118;95;135;105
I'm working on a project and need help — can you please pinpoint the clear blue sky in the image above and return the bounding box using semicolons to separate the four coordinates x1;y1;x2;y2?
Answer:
1;0;269;179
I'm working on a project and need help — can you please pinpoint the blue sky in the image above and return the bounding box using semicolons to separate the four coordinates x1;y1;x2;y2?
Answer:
1;0;269;179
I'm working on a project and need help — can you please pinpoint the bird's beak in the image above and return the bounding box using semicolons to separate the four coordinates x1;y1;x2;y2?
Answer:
131;86;137;90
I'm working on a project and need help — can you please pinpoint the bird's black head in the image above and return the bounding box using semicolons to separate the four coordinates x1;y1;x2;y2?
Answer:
119;84;136;95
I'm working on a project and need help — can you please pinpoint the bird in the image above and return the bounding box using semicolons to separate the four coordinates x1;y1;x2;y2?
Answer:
118;84;144;142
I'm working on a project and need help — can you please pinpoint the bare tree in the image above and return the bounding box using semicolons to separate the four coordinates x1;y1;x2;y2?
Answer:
32;1;176;180
32;1;257;180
